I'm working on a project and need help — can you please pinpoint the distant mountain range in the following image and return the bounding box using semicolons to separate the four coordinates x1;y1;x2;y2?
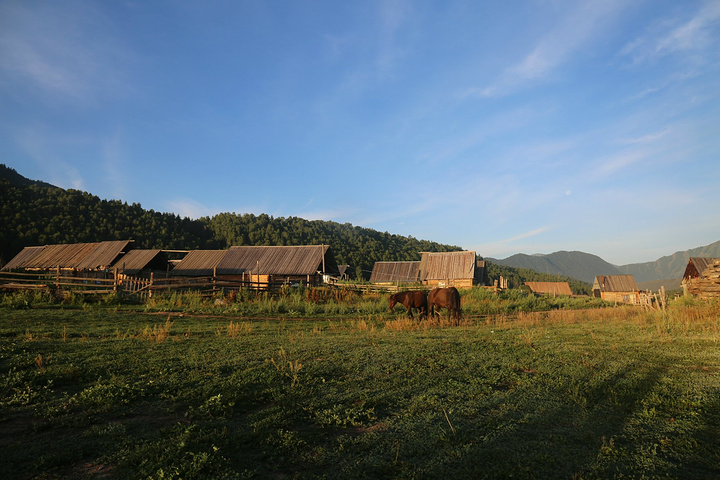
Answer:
489;240;720;285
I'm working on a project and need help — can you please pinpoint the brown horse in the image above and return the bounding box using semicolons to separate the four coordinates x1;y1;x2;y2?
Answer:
389;290;428;318
428;287;461;321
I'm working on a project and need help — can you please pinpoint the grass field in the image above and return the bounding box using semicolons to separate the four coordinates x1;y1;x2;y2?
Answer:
1;291;719;479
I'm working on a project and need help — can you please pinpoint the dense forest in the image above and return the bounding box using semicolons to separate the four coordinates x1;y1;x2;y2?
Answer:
0;165;458;279
0;164;592;291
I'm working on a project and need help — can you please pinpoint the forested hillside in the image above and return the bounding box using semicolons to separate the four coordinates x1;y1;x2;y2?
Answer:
0;165;459;278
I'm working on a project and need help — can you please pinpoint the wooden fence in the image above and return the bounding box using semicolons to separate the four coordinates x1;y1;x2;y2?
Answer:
0;270;403;300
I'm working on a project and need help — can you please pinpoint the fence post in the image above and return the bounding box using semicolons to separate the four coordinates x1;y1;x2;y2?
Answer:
149;272;154;299
213;266;217;295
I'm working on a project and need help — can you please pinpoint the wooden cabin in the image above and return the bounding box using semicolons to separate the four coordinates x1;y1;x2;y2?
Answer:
111;249;169;276
170;250;227;277
369;261;421;284
682;258;720;298
1;240;132;278
370;251;482;288
419;251;478;288
214;245;339;287
592;274;640;304
168;245;339;288
525;281;573;296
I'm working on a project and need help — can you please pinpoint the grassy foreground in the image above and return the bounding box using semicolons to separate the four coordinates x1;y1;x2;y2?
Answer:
1;298;719;479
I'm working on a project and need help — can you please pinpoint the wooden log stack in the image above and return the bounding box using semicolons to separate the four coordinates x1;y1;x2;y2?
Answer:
687;260;720;299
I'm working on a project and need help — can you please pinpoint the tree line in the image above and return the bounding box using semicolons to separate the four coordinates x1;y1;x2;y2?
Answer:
1;164;591;291
0;165;458;279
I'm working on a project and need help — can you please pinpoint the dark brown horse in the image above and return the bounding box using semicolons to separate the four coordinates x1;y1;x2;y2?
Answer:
389;290;428;318
428;287;461;321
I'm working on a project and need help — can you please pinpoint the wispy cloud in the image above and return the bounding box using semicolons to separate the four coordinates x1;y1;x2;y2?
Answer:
0;0;133;103
473;0;629;98
504;226;552;243
164;198;218;220
620;1;720;64
374;0;412;77
616;128;671;145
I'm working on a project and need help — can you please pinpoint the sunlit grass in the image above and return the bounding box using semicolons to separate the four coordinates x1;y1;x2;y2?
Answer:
1;294;719;478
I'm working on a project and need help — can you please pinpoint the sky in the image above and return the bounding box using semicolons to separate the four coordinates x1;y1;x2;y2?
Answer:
1;0;719;266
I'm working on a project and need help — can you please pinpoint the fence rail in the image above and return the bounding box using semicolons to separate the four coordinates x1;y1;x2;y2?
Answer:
0;271;398;299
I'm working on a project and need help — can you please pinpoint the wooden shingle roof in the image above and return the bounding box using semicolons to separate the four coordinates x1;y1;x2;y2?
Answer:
171;250;227;276
1;241;131;270
419;251;476;281
593;274;639;292
216;245;337;276
112;249;164;275
369;261;421;283
1;246;45;271
683;257;720;280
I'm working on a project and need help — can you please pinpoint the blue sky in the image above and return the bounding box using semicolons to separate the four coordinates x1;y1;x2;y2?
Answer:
1;0;719;265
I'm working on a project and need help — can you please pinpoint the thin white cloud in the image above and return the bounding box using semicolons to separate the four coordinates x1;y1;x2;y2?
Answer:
0;0;134;102
616;128;671;145
375;0;412;77
620;1;720;64
164;198;218;220
504;226;552;243
475;0;629;98
594;150;648;178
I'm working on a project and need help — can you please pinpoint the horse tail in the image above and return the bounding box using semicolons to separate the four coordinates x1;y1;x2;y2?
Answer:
452;288;462;319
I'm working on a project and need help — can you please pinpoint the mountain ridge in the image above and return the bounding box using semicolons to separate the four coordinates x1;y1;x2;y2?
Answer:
490;241;720;285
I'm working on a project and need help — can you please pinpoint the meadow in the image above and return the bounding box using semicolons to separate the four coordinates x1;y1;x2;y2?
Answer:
1;289;719;479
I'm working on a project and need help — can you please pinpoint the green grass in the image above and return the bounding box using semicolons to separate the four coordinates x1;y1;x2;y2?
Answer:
1;297;719;479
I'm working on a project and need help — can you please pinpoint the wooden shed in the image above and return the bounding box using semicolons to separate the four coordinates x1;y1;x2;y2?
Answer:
1;240;132;276
369;261;421;284
419;251;478;289
369;251;481;288
111;249;169;276
592;274;640;304
170;250;227;277
525;281;573;296
215;245;339;287
683;258;720;298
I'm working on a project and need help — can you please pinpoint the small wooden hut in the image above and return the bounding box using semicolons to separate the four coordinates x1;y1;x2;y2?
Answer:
592;274;640;304
419;251;478;288
369;261;421;284
214;245;338;287
683;258;720;298
111;249;169;276
1;240;132;277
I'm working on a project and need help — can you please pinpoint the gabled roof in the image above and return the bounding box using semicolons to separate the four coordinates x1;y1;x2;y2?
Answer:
525;282;573;296
369;261;421;283
75;240;133;270
171;250;227;276
683;257;720;280
420;251;476;281
112;249;164;275
593;274;638;292
1;246;45;271
1;241;132;271
216;245;337;276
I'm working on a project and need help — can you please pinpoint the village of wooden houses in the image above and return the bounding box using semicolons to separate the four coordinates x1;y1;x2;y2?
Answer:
1;239;718;305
